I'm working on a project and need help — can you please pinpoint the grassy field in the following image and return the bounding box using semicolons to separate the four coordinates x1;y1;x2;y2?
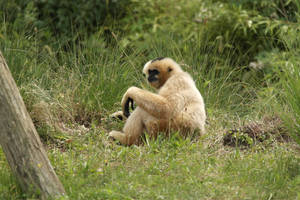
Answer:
1;115;300;199
1;0;300;199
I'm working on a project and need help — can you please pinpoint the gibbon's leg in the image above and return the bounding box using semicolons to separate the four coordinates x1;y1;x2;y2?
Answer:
143;118;170;139
109;107;146;146
122;87;173;119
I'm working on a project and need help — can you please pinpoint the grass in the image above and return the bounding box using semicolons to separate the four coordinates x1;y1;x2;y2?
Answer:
1;31;300;200
1;118;300;199
1;0;300;199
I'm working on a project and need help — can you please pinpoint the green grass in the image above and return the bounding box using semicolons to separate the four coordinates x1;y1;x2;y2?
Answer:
1;122;300;199
1;0;300;199
1;32;300;200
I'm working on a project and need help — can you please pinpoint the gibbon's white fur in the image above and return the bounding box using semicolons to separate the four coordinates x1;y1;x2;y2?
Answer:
109;57;206;145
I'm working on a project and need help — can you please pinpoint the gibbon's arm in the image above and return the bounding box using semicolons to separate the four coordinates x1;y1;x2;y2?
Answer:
121;87;172;119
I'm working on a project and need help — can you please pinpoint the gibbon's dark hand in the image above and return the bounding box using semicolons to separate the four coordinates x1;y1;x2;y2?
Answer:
124;97;134;117
121;87;138;117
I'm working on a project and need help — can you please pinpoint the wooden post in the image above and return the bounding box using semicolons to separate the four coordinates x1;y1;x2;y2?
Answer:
0;51;66;199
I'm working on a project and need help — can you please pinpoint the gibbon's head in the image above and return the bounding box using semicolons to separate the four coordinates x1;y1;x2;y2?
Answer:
142;57;183;89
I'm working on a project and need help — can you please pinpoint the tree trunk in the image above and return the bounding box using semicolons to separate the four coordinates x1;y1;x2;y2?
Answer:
0;51;66;199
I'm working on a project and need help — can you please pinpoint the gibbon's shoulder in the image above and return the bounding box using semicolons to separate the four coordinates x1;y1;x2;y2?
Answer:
160;71;197;93
168;70;196;86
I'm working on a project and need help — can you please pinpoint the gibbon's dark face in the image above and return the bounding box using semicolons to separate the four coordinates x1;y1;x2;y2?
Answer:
143;57;181;89
147;69;160;82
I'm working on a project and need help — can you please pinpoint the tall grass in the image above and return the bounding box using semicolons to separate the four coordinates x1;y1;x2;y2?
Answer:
283;65;300;144
281;47;300;144
1;24;261;125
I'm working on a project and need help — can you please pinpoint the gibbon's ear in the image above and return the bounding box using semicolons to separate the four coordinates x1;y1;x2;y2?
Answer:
168;67;173;72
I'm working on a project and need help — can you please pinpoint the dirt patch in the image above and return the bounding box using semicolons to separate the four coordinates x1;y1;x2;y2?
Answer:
223;116;290;147
29;100;104;151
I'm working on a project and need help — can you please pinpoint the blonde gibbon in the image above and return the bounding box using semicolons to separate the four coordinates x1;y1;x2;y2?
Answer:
109;57;206;145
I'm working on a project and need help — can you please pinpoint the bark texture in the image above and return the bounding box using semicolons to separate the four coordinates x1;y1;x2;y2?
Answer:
0;51;65;199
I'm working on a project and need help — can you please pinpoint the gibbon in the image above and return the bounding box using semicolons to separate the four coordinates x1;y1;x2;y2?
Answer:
109;57;206;145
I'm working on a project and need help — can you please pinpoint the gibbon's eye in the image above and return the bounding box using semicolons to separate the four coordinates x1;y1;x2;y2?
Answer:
148;69;160;75
168;66;173;72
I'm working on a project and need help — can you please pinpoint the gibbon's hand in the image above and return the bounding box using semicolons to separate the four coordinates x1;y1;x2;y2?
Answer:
121;87;138;117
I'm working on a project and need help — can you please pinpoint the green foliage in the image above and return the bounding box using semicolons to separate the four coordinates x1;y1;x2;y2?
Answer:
34;0;131;38
199;0;299;65
113;0;299;66
2;0;299;66
0;0;31;24
225;0;300;22
0;0;132;42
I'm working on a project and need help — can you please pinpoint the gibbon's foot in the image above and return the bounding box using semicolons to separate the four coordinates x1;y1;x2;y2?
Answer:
109;130;122;139
108;131;121;144
110;111;127;121
109;130;139;146
109;130;128;145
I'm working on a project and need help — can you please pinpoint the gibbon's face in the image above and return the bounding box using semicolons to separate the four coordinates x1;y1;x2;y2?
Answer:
142;57;182;89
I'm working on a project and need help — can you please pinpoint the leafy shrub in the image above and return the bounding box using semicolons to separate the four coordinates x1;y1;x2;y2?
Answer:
0;0;36;33
0;0;30;23
201;0;299;65
0;0;132;41
34;0;132;38
223;0;299;22
112;0;299;68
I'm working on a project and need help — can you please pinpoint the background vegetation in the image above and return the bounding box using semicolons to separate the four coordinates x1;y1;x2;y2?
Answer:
0;0;300;199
